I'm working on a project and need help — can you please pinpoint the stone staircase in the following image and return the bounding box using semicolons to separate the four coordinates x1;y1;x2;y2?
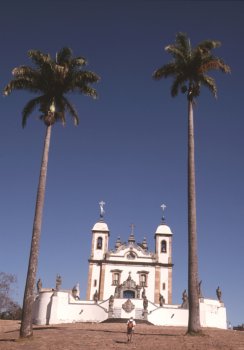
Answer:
102;318;153;325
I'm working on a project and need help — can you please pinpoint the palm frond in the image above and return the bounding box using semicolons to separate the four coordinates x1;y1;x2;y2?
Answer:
75;71;101;84
3;79;40;96
153;63;177;80
199;75;217;98
175;32;191;54
62;96;79;125
56;47;73;65
197;40;221;52
170;75;186;97
22;96;45;127
165;45;187;61
199;58;231;74
70;57;87;68
12;66;39;79
78;85;98;99
28;50;52;68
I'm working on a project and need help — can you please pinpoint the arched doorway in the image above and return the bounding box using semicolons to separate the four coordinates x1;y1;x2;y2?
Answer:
123;290;135;299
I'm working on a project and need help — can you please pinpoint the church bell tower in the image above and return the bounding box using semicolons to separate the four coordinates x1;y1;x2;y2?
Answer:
86;201;110;300
154;204;173;303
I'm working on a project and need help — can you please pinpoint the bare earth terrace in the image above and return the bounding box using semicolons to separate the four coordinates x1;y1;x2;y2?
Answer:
1;320;244;350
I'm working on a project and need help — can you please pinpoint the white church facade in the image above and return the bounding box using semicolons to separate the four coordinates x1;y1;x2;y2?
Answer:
32;204;227;329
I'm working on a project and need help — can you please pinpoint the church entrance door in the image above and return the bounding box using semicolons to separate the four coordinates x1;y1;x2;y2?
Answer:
123;290;135;299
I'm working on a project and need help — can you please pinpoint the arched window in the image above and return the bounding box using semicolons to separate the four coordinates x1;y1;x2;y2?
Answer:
161;240;167;253
97;237;103;249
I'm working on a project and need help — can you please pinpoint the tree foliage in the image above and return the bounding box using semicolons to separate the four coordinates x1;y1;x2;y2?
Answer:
0;272;21;320
3;47;100;127
153;32;230;100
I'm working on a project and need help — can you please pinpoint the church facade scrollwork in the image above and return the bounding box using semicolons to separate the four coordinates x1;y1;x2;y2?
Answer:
122;299;135;313
113;272;141;299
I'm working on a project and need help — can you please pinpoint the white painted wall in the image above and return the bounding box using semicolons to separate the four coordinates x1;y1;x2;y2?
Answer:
148;306;188;326
89;263;101;300
199;299;227;329
160;268;169;303
33;290;53;325
33;291;227;330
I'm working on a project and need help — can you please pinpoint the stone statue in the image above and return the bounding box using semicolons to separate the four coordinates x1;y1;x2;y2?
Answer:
198;280;203;298
93;290;98;303
181;289;189;309
136;285;141;299
159;294;165;307
114;285;119;298
109;295;114;311
142;287;146;299
143;296;148;310
37;278;42;293
114;284;122;298
216;286;222;302
72;284;80;300
56;275;62;291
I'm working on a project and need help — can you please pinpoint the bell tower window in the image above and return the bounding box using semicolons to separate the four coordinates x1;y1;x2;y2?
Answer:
161;240;167;253
97;237;103;250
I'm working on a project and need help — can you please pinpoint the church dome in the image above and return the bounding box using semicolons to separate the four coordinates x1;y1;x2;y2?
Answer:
155;222;173;235
92;220;109;232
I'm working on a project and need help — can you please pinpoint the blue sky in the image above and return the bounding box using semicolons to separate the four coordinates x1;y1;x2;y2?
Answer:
0;0;243;326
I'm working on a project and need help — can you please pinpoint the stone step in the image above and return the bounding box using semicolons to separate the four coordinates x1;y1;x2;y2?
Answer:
102;318;153;325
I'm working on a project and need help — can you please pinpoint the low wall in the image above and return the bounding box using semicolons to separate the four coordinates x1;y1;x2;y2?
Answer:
148;305;188;326
33;291;227;329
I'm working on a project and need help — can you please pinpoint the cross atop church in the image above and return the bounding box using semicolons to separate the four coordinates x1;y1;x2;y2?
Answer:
160;203;166;222
99;201;105;218
161;204;166;212
130;223;135;235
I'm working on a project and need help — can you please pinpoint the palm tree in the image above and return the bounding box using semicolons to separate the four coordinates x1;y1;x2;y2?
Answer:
3;47;100;338
152;33;230;334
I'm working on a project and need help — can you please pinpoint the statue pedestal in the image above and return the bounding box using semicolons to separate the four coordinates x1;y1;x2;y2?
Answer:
108;309;113;318
143;310;148;320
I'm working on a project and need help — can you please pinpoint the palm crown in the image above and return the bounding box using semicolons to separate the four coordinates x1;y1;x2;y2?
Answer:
153;32;230;100
3;47;100;127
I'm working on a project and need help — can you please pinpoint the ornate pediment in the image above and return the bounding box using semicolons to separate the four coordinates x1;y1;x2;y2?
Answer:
122;272;137;289
114;272;141;299
109;244;154;258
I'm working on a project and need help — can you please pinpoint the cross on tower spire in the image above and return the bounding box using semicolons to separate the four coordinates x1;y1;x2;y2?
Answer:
128;223;135;243
160;203;167;222
99;200;105;219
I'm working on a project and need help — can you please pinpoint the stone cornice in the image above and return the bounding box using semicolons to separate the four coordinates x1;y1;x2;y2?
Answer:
88;258;174;268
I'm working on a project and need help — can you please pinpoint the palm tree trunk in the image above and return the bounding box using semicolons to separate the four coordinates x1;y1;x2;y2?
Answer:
20;125;52;338
187;99;201;334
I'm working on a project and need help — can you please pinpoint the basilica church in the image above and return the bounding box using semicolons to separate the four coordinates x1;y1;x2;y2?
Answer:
32;203;227;329
86;202;173;306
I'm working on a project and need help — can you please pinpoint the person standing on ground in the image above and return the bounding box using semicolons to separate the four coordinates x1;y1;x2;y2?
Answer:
127;317;136;342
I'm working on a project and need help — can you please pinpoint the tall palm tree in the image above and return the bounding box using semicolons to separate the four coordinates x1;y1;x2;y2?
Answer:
3;47;100;338
152;33;230;334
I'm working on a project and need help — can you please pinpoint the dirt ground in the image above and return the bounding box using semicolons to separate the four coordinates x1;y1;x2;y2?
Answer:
1;320;244;350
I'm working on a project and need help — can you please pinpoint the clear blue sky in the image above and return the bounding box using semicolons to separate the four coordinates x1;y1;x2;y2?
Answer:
0;0;243;326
